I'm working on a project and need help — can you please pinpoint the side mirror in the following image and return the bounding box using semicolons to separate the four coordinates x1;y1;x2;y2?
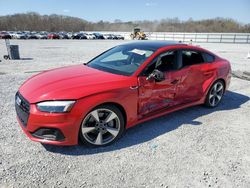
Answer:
146;69;165;82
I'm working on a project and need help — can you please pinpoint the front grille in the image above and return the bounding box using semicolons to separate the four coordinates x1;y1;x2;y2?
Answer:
15;92;30;127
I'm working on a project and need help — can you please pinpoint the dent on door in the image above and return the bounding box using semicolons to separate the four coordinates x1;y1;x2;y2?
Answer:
137;74;177;117
174;65;210;104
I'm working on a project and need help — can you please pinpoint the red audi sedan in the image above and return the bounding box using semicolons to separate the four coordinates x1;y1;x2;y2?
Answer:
15;41;231;147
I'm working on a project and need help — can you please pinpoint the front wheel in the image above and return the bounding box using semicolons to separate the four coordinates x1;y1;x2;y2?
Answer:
79;105;125;147
205;80;225;107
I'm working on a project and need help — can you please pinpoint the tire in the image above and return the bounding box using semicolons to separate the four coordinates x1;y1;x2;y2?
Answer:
79;104;125;147
205;80;225;107
4;55;10;60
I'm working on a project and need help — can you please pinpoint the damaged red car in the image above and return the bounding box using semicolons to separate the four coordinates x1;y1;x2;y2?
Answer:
15;41;231;147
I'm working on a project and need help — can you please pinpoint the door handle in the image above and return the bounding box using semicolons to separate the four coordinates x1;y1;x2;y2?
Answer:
171;79;179;84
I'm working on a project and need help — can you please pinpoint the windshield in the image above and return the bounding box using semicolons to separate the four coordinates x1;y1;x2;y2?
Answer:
87;45;155;76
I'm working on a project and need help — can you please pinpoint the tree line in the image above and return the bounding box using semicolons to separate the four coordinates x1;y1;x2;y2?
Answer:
0;12;249;33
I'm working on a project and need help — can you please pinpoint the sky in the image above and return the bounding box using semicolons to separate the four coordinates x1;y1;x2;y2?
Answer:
0;0;250;23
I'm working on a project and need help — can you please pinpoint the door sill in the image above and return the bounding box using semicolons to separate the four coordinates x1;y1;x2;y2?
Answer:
138;100;201;120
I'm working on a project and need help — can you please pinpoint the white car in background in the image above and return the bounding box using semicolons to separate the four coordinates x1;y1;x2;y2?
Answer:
14;32;28;39
8;32;16;39
86;33;96;39
67;32;73;39
103;34;112;39
36;33;48;39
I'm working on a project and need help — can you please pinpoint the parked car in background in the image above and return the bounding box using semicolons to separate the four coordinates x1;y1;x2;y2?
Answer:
26;32;39;39
111;34;119;40
0;31;12;39
85;33;96;39
15;41;231;147
103;34;113;40
116;34;125;40
14;32;28;39
72;33;79;39
36;33;48;39
72;33;88;39
8;32;16;39
59;33;70;39
0;30;125;40
48;33;60;39
66;32;73;39
93;32;105;39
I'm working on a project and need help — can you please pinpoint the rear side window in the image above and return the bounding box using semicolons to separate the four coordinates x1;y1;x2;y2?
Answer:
202;53;215;63
182;50;205;67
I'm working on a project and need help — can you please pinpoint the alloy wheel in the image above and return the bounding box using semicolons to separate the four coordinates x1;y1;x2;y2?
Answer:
208;82;224;107
81;108;121;146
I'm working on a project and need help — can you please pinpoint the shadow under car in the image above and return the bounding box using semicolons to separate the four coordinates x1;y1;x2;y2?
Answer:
42;90;249;155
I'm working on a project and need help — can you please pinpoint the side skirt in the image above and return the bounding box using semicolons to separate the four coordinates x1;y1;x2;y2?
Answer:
127;99;204;128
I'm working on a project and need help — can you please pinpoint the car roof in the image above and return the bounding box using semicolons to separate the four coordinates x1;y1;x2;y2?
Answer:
120;41;187;50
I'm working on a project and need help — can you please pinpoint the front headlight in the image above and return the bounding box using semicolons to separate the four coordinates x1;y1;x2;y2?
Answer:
36;101;75;113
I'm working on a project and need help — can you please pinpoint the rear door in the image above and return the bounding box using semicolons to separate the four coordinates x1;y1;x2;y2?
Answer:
174;49;216;104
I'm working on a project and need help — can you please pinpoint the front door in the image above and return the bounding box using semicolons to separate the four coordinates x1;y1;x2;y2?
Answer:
137;50;181;117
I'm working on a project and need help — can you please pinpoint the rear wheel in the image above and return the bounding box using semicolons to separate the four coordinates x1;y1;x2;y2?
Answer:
79;105;125;147
205;80;224;107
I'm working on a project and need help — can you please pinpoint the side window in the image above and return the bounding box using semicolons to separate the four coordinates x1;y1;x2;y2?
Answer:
202;53;215;63
142;51;177;75
182;50;205;67
156;51;177;72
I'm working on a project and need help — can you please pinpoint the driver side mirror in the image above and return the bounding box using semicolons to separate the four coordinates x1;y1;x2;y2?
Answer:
146;69;165;82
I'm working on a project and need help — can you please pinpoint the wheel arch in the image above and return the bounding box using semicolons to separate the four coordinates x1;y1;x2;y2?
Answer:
97;102;127;127
204;78;226;107
214;78;226;93
202;77;226;103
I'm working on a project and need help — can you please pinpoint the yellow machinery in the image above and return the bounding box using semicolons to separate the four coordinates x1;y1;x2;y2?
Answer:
130;28;147;40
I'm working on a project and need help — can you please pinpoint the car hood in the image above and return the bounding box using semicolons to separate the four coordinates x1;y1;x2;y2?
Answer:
19;65;133;103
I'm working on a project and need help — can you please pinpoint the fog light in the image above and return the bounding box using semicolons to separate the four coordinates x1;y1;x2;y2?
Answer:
31;128;65;141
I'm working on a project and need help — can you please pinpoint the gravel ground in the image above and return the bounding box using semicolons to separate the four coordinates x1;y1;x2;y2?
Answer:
0;40;250;188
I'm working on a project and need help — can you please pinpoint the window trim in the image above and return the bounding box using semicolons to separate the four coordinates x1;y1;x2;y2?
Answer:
138;48;216;77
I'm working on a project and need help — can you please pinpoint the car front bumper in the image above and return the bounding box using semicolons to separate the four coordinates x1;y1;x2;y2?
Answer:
15;93;82;146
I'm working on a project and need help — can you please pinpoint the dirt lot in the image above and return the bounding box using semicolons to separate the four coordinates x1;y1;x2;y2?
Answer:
0;40;250;188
